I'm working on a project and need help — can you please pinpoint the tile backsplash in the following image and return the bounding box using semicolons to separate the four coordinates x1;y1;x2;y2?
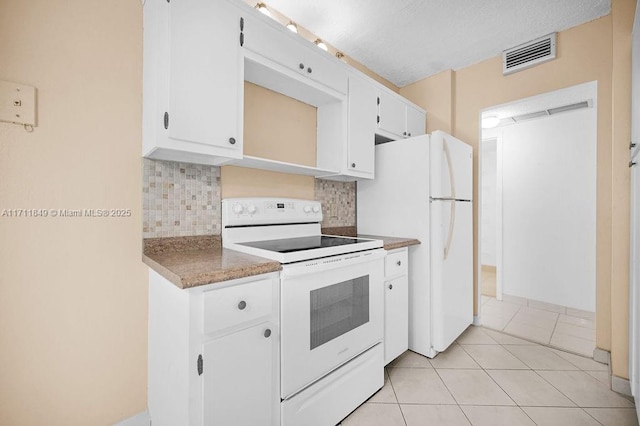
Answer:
142;160;356;238
143;159;221;238
314;179;356;228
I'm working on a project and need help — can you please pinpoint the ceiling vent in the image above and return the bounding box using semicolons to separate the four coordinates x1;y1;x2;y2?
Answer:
503;33;556;75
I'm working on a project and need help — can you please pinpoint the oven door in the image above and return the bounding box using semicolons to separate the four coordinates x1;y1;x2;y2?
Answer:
280;249;385;399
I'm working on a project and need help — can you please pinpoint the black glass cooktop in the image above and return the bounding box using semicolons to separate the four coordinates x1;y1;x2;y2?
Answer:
238;235;371;253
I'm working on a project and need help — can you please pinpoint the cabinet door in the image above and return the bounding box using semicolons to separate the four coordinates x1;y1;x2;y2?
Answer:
384;275;409;365
406;105;426;138
203;322;277;426
168;0;242;152
378;91;406;138
304;47;348;94
347;76;377;175
243;13;301;74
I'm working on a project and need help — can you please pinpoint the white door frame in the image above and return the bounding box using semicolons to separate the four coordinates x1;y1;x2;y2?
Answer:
477;134;504;302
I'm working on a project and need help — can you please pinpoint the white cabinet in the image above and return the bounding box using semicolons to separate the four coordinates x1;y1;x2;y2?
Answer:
383;248;409;365
316;73;378;181
378;91;407;138
148;270;280;426
203;322;277;426
143;0;243;165
346;74;377;177
242;14;347;95
406;105;426;138
377;90;426;141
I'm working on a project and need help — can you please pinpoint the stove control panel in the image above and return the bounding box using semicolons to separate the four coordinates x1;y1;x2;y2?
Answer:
222;198;323;227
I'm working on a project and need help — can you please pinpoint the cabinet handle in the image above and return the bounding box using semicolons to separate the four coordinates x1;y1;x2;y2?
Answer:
229;137;236;145
299;63;304;69
238;300;247;310
240;17;244;31
264;329;272;338
408;132;412;137
351;162;356;168
388;284;393;290
397;260;402;266
403;131;407;136
239;32;244;47
307;67;312;73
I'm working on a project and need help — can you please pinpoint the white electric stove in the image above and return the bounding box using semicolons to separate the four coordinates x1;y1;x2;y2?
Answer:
222;198;385;426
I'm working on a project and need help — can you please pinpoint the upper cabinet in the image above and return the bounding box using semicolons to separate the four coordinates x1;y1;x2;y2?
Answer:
377;89;426;142
143;0;243;165
142;0;427;178
347;74;378;177
243;16;347;95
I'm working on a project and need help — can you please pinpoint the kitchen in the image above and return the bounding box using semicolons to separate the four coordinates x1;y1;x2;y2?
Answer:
1;0;638;425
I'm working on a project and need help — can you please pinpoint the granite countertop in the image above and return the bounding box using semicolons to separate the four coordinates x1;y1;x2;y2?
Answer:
358;234;421;251
320;226;421;251
142;235;281;289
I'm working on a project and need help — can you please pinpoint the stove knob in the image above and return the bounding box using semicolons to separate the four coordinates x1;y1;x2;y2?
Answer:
233;204;244;214
312;205;320;213
303;205;312;213
247;204;257;214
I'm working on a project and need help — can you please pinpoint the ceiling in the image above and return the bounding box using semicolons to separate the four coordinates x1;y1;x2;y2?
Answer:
262;0;611;87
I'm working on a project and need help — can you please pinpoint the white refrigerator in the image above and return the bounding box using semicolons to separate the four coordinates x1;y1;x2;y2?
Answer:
357;131;473;358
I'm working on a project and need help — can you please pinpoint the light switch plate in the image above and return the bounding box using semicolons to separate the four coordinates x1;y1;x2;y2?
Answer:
0;80;37;127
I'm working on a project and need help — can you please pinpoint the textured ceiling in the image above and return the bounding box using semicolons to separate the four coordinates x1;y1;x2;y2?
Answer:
262;0;610;87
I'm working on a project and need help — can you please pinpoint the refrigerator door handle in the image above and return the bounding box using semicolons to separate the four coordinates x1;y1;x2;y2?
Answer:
443;138;457;199
444;201;456;260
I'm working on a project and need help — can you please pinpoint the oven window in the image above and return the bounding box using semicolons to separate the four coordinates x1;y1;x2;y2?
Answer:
310;275;369;350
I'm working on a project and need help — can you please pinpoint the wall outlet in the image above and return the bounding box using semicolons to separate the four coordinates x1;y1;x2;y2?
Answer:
0;80;36;127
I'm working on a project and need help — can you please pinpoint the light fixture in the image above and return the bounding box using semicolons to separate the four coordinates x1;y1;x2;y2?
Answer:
314;39;328;52
481;115;500;129
335;52;347;63
255;2;271;17
286;21;298;33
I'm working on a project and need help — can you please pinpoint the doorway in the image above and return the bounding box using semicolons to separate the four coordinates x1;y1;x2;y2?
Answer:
478;82;597;357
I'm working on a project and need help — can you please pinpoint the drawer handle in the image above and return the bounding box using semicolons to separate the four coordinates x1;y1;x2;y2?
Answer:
388;284;393;290
299;63;304;69
264;328;271;338
351;162;356;168
229;137;236;145
238;300;247;310
307;67;312;73
397;260;402;266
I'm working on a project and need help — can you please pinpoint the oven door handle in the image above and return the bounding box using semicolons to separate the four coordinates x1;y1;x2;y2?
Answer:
281;249;386;278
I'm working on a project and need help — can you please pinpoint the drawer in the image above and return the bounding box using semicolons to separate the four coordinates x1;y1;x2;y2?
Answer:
203;277;274;334
384;249;408;278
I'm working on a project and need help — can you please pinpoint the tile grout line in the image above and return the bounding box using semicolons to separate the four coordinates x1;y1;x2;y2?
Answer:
384;366;409;426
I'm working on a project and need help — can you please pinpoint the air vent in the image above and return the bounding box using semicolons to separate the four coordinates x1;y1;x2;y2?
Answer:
503;33;556;75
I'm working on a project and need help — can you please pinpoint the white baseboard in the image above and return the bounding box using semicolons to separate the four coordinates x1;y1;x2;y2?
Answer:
612;375;633;397
113;411;150;426
593;347;610;365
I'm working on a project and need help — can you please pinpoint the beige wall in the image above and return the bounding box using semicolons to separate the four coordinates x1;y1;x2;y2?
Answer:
0;0;147;425
401;0;635;379
221;82;317;199
400;69;453;134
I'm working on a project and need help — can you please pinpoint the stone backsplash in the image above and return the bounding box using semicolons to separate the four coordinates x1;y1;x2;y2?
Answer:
143;159;356;238
142;159;221;238
314;179;356;228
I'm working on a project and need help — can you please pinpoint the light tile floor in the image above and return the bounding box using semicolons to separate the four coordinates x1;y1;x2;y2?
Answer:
339;326;637;426
481;294;596;357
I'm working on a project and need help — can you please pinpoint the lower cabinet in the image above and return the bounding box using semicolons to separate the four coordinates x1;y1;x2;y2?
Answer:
148;269;280;426
203;321;278;426
383;248;409;365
